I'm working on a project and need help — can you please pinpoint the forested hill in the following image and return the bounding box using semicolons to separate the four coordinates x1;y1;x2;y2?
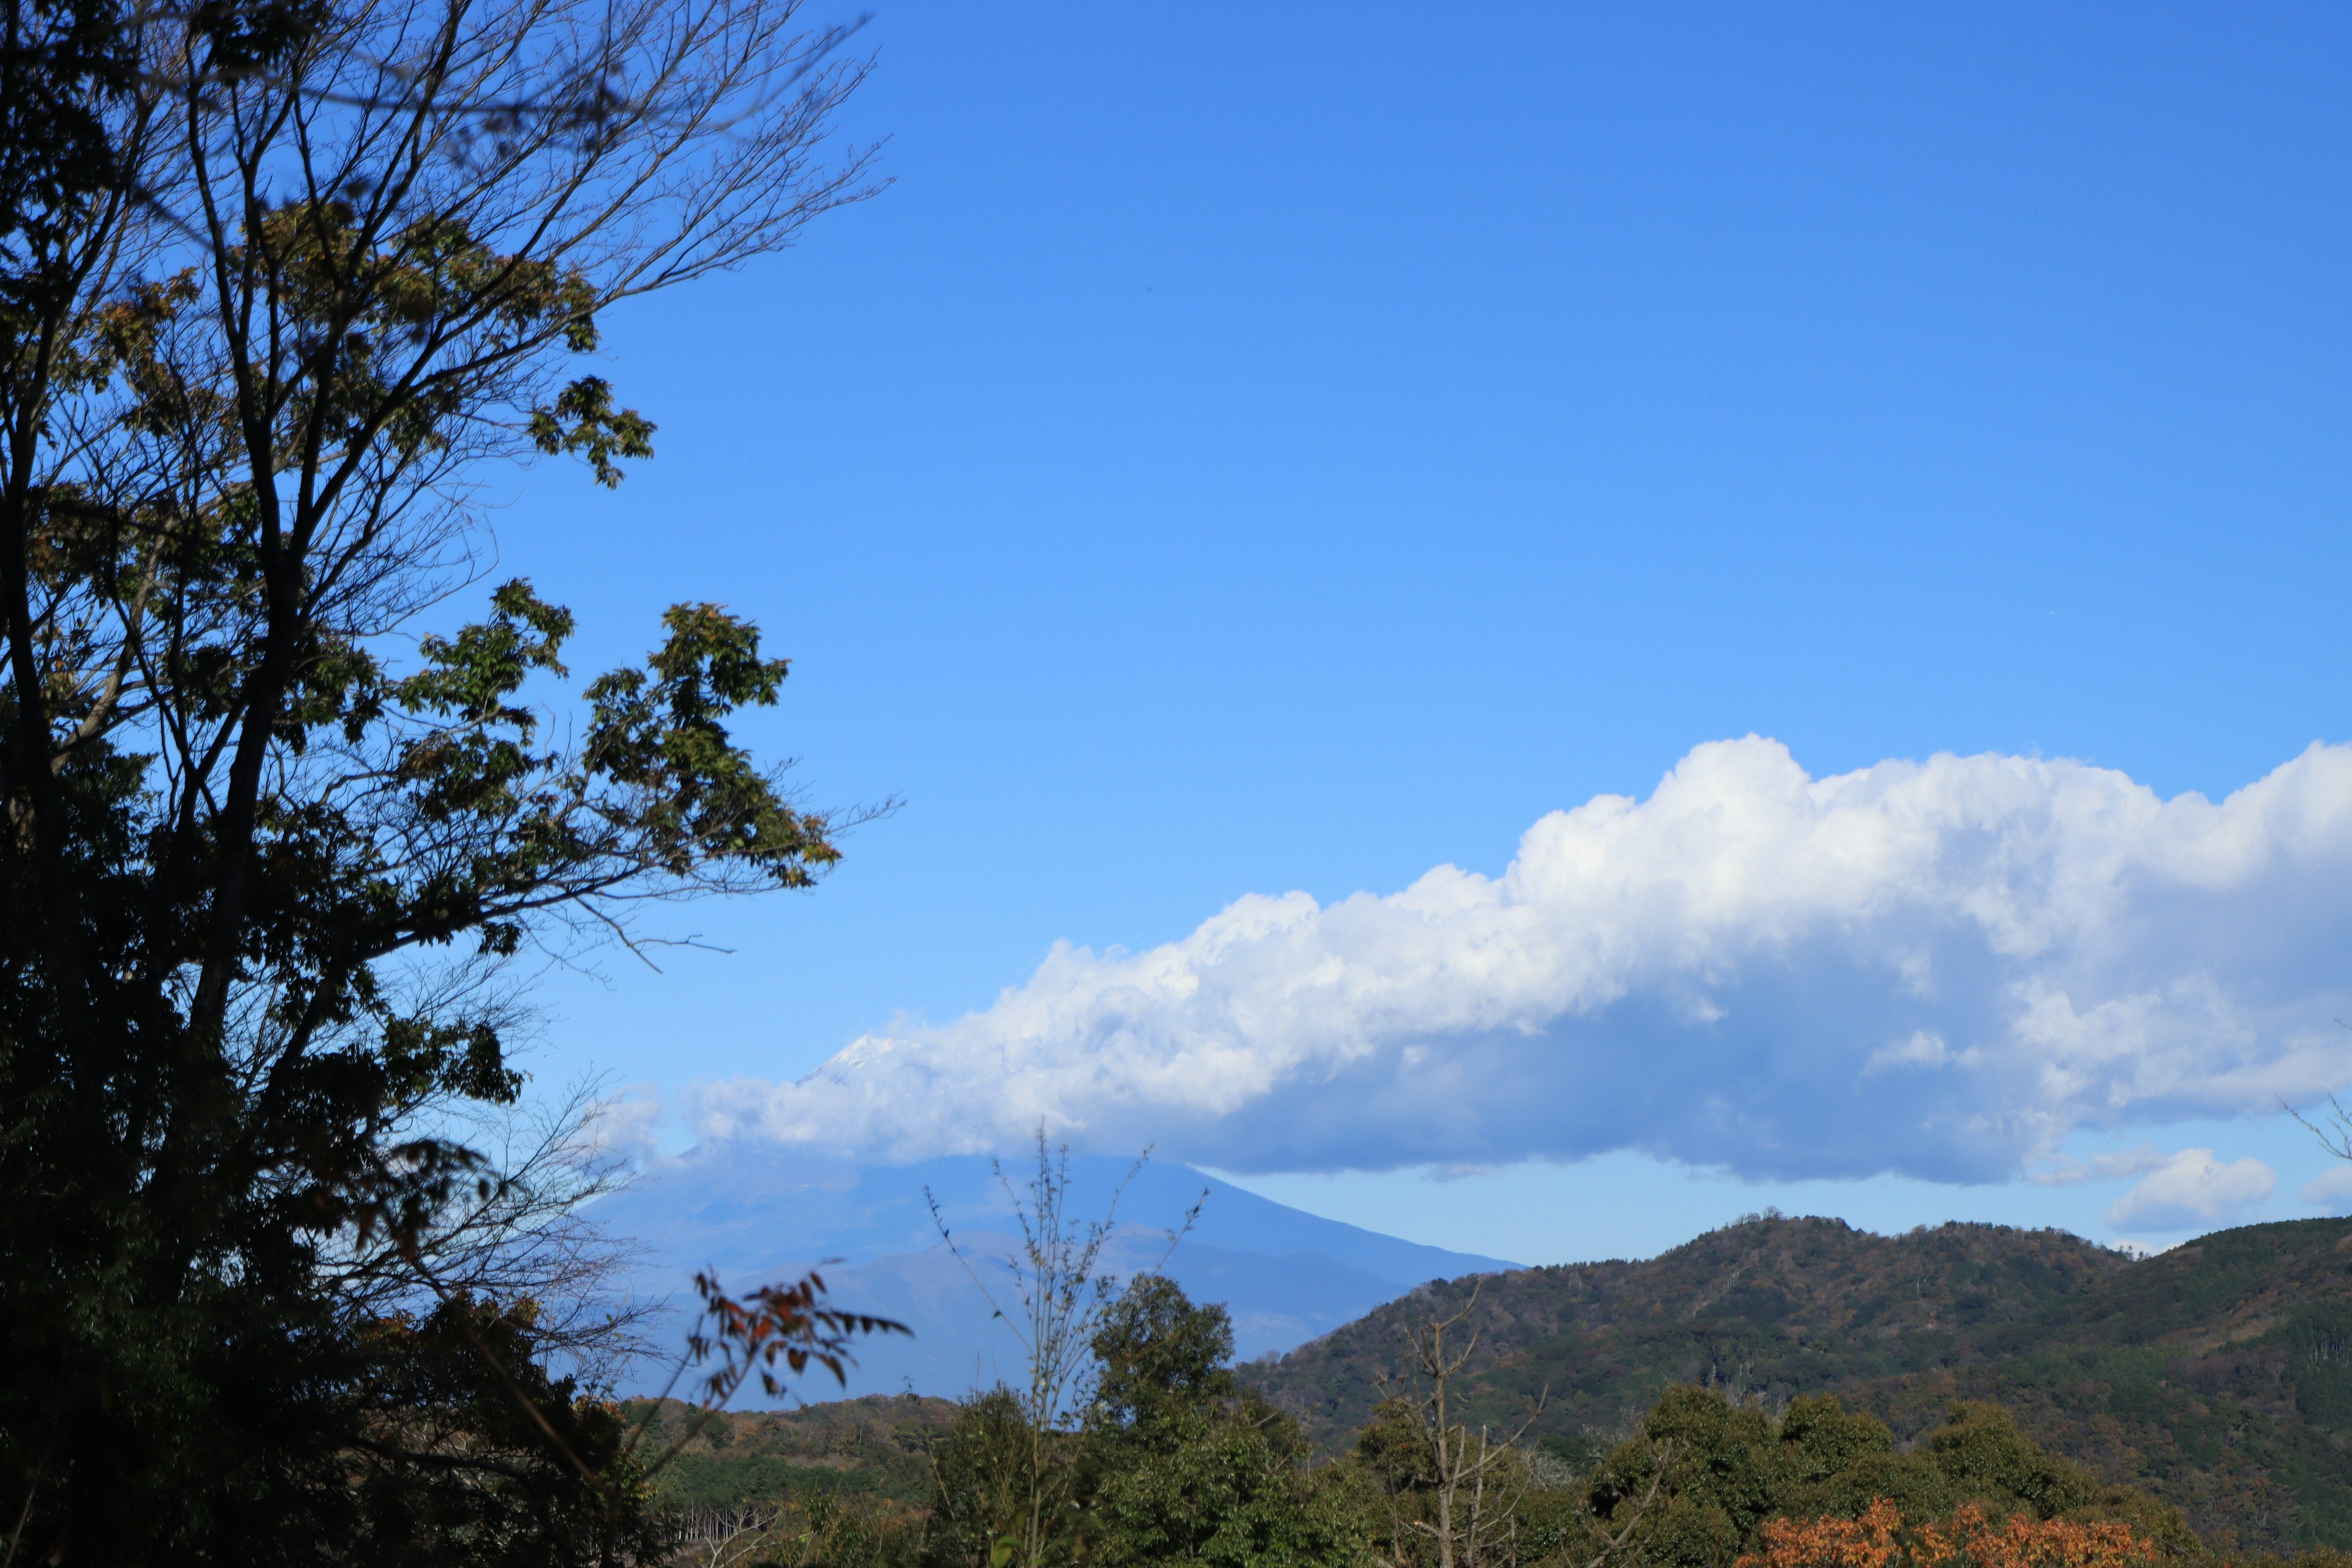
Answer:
1242;1215;2352;1555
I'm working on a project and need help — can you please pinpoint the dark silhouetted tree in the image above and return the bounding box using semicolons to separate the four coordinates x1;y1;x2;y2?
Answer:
0;0;888;1557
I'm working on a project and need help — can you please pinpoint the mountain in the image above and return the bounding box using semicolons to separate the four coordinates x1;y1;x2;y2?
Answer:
586;1148;1515;1398
1243;1213;2352;1555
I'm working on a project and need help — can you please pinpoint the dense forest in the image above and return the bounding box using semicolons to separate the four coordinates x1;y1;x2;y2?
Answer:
1248;1215;2352;1556
581;1190;2352;1567
631;1209;2352;1568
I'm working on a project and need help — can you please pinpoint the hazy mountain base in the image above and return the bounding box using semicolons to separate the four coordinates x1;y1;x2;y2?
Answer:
1244;1215;2352;1555
590;1153;1513;1397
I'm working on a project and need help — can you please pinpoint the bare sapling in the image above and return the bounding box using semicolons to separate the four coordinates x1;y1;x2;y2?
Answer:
927;1129;1202;1568
1379;1280;1547;1568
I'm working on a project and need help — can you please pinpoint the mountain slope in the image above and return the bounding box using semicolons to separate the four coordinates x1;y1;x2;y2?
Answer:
587;1150;1515;1395
1243;1215;2352;1555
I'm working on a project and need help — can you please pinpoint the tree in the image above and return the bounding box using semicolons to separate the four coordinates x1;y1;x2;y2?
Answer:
326;1077;658;1388
1088;1272;1238;1435
2294;1094;2352;1173
1365;1281;1551;1568
929;1272;1362;1568
674;1502;782;1568
0;0;888;1555
924;1134;1197;1568
1080;1275;1363;1568
926;1387;1048;1568
1566;1390;2195;1568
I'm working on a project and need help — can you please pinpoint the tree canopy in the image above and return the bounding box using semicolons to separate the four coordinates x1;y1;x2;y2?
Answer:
0;0;880;1557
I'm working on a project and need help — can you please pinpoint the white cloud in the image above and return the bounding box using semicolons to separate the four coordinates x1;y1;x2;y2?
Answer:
1864;1031;1983;1075
2105;1149;2277;1232
579;1082;665;1167
2300;1165;2352;1212
693;737;2352;1180
2025;1144;2171;1187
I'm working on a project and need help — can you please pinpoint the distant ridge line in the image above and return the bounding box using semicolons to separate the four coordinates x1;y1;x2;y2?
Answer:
1244;1213;2352;1555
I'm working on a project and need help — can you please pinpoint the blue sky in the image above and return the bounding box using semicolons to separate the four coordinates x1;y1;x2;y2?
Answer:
489;2;2352;1263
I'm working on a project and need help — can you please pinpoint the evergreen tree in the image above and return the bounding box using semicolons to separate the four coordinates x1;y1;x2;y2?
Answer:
1082;1276;1364;1568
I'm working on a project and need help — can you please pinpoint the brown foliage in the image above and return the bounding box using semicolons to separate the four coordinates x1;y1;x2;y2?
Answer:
1743;1501;2160;1568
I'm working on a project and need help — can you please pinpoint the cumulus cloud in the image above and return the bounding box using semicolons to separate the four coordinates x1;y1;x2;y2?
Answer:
579;1082;665;1167
693;737;2352;1181
2105;1149;2277;1232
2300;1166;2352;1212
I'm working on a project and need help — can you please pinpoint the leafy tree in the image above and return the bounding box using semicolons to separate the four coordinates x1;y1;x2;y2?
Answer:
924;1273;1360;1568
927;1387;1061;1568
1090;1272;1239;1431
924;1136;1199;1568
1571;1390;2198;1568
0;0;887;1557
1080;1276;1363;1568
339;1292;670;1566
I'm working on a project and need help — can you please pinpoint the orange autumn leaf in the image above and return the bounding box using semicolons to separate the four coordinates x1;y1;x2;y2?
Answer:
1744;1499;1906;1568
1741;1502;2158;1568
